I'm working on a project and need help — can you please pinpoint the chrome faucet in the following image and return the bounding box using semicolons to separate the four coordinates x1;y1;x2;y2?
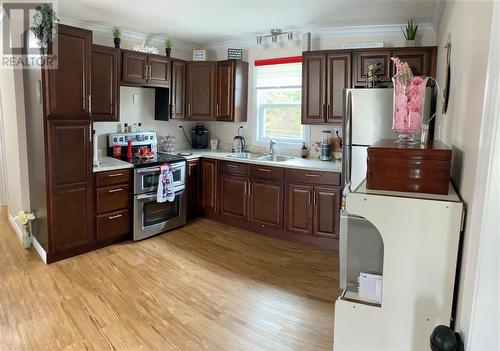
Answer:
268;139;276;155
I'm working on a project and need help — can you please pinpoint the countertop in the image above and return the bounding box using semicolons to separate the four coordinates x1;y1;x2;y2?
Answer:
174;149;342;173
93;157;134;173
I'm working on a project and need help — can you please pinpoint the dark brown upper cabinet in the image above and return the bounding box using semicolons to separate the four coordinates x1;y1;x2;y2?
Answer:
301;53;326;124
91;45;120;121
216;60;248;122
186;61;216;120
326;53;351;122
302;51;351;124
43;24;91;119
121;51;170;87
353;50;392;87
391;47;437;82
170;59;187;119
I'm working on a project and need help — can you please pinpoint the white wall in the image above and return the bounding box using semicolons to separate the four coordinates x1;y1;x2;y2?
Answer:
434;0;494;346
204;32;436;156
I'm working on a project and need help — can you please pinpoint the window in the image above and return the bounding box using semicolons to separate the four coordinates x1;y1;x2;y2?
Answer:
256;62;304;143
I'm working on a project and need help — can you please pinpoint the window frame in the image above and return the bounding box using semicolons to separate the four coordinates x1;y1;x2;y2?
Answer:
254;64;308;145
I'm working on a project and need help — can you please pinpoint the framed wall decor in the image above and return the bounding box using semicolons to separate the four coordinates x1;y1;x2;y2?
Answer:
227;48;243;60
192;49;207;61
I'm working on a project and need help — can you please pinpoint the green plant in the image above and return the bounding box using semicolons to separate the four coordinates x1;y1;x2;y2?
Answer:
30;4;59;55
165;38;172;49
112;26;121;39
402;19;418;40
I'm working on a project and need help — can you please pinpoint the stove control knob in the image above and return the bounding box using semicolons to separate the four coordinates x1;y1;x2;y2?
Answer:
113;137;118;142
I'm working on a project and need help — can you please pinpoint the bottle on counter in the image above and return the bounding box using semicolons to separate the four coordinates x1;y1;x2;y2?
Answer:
123;123;128;133
301;142;308;158
137;123;142;132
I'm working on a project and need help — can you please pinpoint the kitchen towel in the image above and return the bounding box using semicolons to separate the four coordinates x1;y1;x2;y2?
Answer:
157;163;175;203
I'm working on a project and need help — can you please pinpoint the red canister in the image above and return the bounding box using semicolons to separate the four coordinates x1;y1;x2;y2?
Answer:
112;145;121;159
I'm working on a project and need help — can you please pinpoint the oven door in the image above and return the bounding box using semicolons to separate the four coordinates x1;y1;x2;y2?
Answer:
134;162;186;194
133;186;187;240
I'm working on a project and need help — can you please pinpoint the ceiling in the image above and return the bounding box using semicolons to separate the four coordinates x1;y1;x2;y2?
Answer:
59;0;439;46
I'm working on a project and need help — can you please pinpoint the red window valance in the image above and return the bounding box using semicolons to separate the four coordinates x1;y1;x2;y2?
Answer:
254;56;302;66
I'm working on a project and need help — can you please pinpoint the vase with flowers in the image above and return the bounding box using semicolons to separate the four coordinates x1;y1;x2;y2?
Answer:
14;211;36;249
391;57;429;144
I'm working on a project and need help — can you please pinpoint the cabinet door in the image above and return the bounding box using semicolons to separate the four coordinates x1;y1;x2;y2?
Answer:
148;55;170;86
220;174;248;220
91;45;119;121
122;51;147;84
187;159;200;219
391;48;435;78
313;186;341;238
44;25;91;119
46;120;92;253
353;50;392;87
301;53;326;124
287;184;313;235
201;159;217;214
216;60;234;121
186;62;216;120
171;59;187;119
326;53;351;122
249;179;283;228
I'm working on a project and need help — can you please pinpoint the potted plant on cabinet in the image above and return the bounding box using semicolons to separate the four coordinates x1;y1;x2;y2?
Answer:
402;19;418;47
112;26;121;48
30;4;59;55
165;38;172;57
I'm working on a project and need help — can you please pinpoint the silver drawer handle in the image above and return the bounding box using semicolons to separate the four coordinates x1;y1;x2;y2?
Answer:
108;188;123;193
226;164;239;168
108;214;123;220
257;168;271;172
305;174;320;177
108;173;123;177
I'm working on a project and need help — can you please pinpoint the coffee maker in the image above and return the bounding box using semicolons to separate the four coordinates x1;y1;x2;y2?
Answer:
192;124;209;149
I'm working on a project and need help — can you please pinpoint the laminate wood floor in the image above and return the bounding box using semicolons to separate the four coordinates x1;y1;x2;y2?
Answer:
0;208;340;351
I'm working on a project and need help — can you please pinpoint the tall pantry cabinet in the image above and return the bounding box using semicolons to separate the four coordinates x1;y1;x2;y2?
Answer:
24;24;94;262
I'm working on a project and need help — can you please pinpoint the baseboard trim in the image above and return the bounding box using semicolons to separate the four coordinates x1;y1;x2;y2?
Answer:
8;213;47;264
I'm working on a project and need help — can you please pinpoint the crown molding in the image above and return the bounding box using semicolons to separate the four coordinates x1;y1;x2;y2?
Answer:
204;23;436;50
432;0;444;33
317;23;435;38
59;17;200;51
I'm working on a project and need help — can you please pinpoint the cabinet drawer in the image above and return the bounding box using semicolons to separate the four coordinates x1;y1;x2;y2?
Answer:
96;209;130;241
96;169;131;187
250;164;284;181
286;169;340;186
96;184;130;214
219;161;249;175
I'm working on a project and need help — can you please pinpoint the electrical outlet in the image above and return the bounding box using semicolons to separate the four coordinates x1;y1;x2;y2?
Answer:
177;122;183;129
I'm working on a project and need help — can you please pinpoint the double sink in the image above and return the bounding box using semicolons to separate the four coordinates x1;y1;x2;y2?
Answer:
227;153;296;163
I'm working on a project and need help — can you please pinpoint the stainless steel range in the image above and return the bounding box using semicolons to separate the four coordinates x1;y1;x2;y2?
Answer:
108;132;187;241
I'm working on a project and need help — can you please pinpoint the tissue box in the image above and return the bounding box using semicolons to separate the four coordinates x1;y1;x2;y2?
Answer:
358;272;383;304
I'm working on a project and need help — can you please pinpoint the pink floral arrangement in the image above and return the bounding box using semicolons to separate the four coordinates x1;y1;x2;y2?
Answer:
392;57;428;135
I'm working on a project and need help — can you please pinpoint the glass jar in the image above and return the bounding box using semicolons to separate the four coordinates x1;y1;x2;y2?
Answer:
392;75;429;144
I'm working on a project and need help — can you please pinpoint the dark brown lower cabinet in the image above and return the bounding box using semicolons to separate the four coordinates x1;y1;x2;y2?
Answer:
47;120;93;254
201;158;218;216
186;159;201;219
313;187;341;238
195;158;341;249
220;174;248;220
95;169;132;242
287;184;314;235
249;179;283;229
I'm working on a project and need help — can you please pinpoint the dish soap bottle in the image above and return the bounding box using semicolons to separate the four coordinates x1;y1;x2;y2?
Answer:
301;142;308;158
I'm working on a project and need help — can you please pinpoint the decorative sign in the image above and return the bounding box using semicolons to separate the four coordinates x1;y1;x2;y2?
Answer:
192;49;207;61
302;32;311;51
134;40;159;54
227;48;243;60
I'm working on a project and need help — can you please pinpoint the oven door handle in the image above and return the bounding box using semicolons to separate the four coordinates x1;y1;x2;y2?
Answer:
136;186;185;201
136;163;185;174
